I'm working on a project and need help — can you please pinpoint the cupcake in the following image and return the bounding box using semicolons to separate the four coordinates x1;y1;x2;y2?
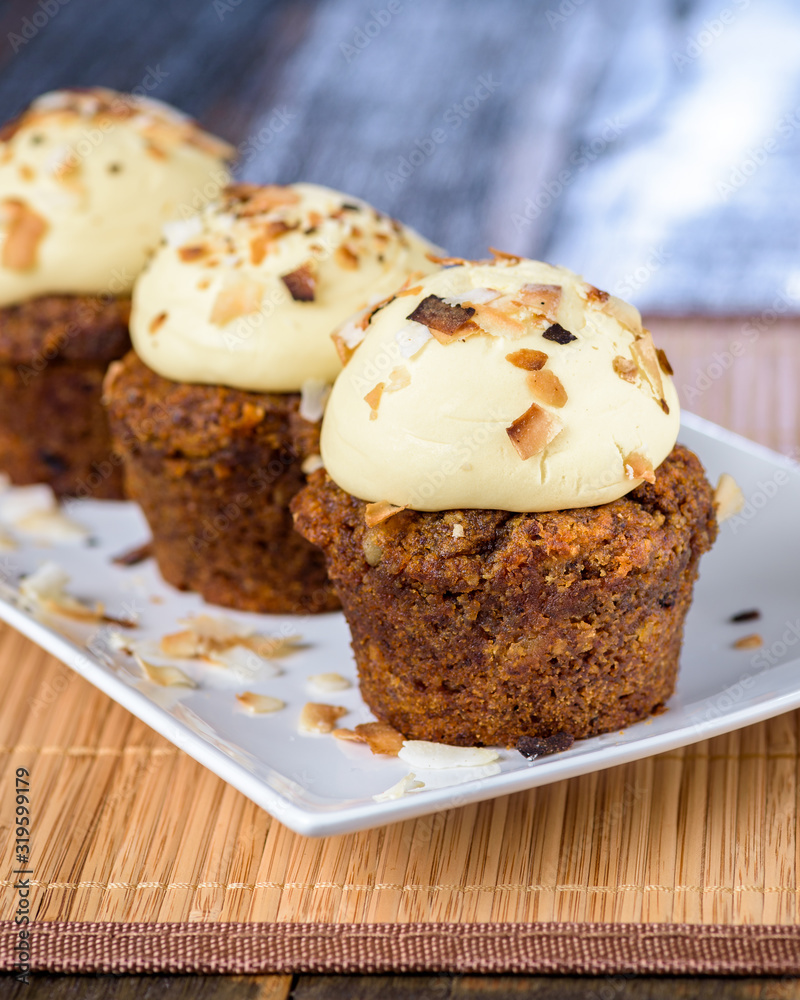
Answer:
0;88;233;498
104;182;438;614
292;254;718;745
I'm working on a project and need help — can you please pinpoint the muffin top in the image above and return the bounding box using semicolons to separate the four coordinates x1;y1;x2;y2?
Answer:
0;88;233;306
320;254;680;512
129;182;438;392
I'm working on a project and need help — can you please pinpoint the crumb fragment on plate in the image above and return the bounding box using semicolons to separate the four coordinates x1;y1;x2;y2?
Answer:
307;672;351;693
112;540;154;566
397;741;500;769
714;473;745;523
730;609;761;623
373;772;424;802
298;702;347;735
516;731;575;760
236;691;284;714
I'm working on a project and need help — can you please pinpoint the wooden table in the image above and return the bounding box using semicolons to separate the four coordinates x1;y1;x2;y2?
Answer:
1;0;799;993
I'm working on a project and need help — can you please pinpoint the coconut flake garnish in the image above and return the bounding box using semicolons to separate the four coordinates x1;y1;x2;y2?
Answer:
14;509;90;544
394;321;432;359
714;473;745;523
444;287;501;307
623;452;656;484
135;654;197;689
298;702;348;735
160;614;299;670
308;672;352;693
334;720;405;756
209;276;263;326
373;773;424;802
0;199;48;270
397;741;500;769
162;215;204;247
19;562;102;622
236;692;284;714
506;403;563;460
299;379;331;422
364;501;407;527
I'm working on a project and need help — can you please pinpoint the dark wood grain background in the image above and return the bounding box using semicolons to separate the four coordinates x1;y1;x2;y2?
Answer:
0;1;798;994
0;0;798;314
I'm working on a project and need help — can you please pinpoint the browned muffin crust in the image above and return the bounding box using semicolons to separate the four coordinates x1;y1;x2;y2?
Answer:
292;445;717;746
104;351;339;615
0;293;131;498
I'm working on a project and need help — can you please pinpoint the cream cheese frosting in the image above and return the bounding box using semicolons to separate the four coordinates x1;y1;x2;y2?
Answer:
0;88;233;306
320;255;681;512
129;182;438;392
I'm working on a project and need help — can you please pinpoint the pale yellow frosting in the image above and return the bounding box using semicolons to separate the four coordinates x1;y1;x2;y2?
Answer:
320;257;680;512
0;88;233;305
130;183;438;392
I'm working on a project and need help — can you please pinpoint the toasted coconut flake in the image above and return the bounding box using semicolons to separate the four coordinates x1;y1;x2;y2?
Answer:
308;672;352;693
470;302;525;339
407;295;476;342
395;284;424;298
506;348;548;372
407;294;476;342
149;311;168;334
398;741;500;769
299;379;331;422
599;294;642;333
332;728;363;743
364;382;385;420
235;184;300;216
624;452;656;484
613;356;639;383
506;403;563;460
302;454;324;475
162;615;301;666
20;562;103;622
335;244;359;270
453;287;502;306
298;702;347;735
386;366;411;391
395;322;432;358
656;348;674;375
516;283;562;321
426;253;473;267
249;220;291;265
488;247;522;263
355;721;405;756
1;199;48;270
526;370;567;408
584;284;610;304
177;244;207;262
733;634;763;650
452;523;464;539
542;323;576;345
281;263;316;302
236;691;284;714
714;473;745;524
631;332;669;411
209;276;263;326
373;773;424;801
135;655;196;689
14;508;90;544
365;500;407;527
160;630;200;658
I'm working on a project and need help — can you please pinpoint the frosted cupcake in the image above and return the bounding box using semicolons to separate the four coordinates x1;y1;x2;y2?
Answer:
105;182;438;613
0;87;233;498
293;255;717;744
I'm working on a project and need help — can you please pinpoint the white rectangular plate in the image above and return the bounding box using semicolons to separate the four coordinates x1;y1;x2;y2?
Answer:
0;412;798;837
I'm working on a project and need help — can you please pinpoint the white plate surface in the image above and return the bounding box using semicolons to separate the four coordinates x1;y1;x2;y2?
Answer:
0;412;798;837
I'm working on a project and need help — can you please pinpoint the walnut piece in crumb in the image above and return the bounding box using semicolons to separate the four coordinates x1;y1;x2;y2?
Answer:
298;702;347;735
452;523;465;539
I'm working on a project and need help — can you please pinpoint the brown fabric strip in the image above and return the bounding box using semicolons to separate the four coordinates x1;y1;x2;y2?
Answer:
1;922;800;975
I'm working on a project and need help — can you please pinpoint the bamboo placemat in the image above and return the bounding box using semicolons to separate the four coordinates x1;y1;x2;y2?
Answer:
0;318;799;974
